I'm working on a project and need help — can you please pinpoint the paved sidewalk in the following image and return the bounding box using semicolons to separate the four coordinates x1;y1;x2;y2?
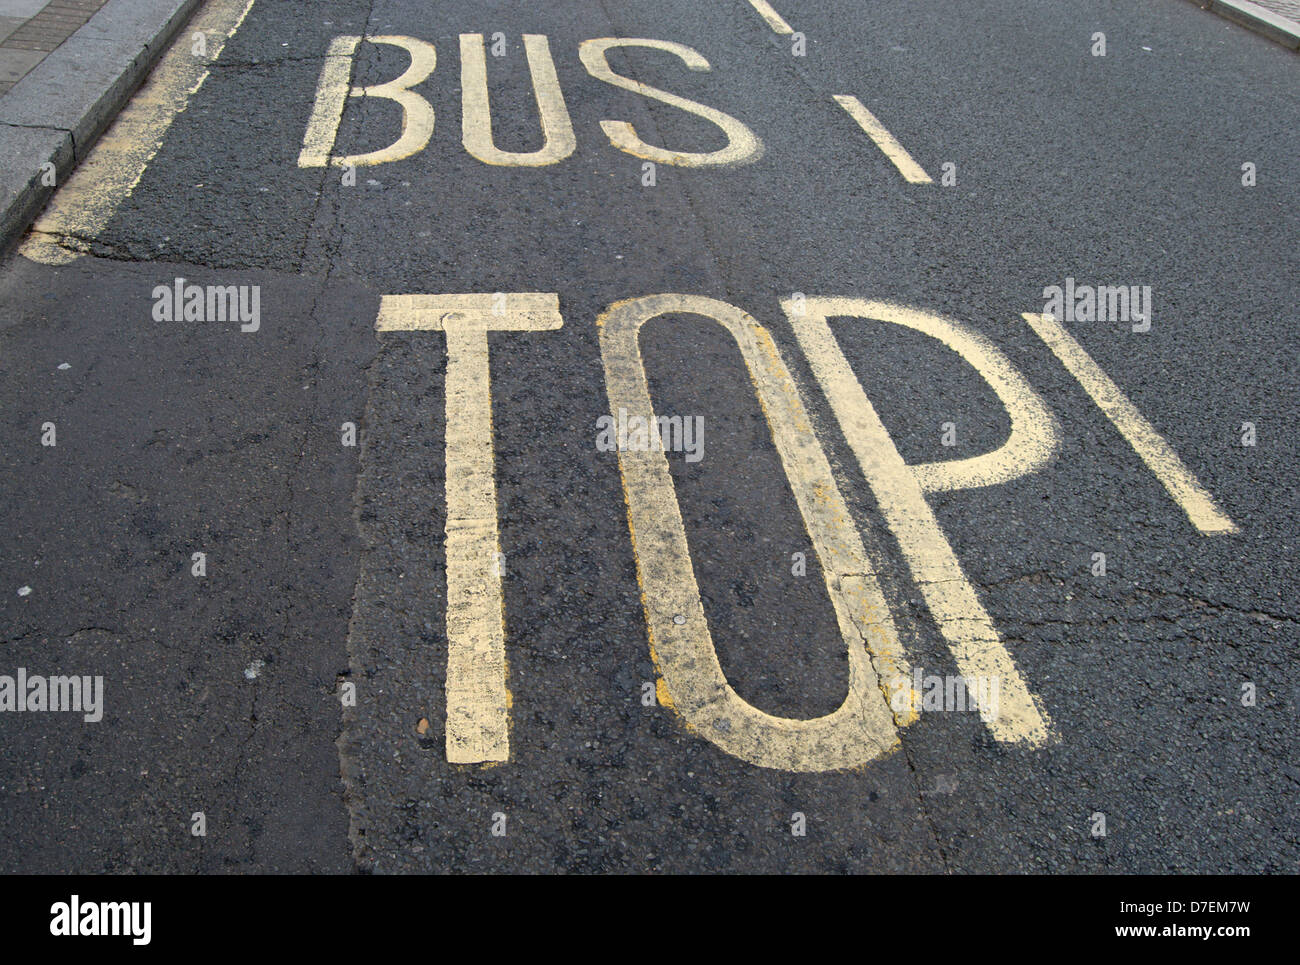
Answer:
0;0;200;254
0;0;110;96
1252;0;1300;21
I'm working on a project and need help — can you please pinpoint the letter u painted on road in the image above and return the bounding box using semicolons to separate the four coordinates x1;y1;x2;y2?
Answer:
461;34;576;166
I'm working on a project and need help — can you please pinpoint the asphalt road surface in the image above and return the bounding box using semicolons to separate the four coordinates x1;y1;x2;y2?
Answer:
1;0;1296;874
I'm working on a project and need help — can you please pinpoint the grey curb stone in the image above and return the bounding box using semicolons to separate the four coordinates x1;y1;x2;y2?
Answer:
1185;0;1300;50
0;0;202;255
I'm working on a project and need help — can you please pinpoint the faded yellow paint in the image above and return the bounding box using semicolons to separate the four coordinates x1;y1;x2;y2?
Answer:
376;293;561;332
461;33;576;166
1023;312;1238;535
599;293;913;773
832;94;932;184
654;677;675;711
578;38;763;167
297;35;362;167
20;0;257;265
375;293;563;764
313;35;437;167
826;300;1058;493
786;298;1056;744
746;0;795;35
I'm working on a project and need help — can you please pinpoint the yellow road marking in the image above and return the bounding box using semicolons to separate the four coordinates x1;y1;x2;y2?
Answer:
786;298;1056;744
1023;312;1238;535
297;35;361;167
376;293;561;331
579;38;763;167
599;293;913;773
832;94;932;184
300;35;437;168
871;304;1059;493
745;0;795;35
20;0;257;265
376;293;564;764
461;34;576;166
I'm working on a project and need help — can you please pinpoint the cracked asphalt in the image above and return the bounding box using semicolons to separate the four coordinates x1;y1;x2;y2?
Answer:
0;0;1296;873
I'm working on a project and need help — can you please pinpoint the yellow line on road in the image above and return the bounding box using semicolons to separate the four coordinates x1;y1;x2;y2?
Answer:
578;38;763;167
441;327;510;764
600;294;911;773
461;33;575;167
832;94;932;184
788;299;1054;744
375;293;561;332
20;0;257;265
746;0;794;34
297;35;362;167
376;294;563;764
1023;312;1238;535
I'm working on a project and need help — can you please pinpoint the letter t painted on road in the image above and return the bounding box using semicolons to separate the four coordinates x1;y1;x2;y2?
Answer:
375;293;563;763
